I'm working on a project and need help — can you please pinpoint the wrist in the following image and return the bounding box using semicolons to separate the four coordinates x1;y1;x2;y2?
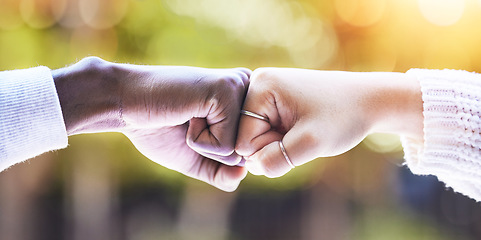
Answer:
53;57;124;135
365;72;423;138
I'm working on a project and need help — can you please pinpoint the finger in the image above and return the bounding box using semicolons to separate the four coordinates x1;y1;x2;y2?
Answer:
187;74;246;162
245;158;264;175
235;91;280;157
236;126;283;157
246;124;319;178
186;100;241;158
188;158;248;192
187;117;242;166
195;148;242;166
187;117;234;155
240;129;283;174
233;67;252;78
232;67;252;88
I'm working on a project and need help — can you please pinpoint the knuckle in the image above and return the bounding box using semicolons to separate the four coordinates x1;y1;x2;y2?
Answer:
209;74;246;106
79;56;106;69
236;67;252;74
77;56;112;77
251;68;279;85
234;67;252;76
217;74;246;93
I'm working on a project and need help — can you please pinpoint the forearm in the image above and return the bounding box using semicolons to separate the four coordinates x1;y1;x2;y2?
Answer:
363;72;423;139
52;57;124;135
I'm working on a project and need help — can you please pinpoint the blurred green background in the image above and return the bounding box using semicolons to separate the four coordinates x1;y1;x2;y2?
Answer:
1;0;481;239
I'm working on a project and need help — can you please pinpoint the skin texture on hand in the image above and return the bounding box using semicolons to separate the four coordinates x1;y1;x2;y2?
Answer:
53;57;250;191
235;68;423;178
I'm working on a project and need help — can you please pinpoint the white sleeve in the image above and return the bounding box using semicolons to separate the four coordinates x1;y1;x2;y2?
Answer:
0;66;68;171
402;69;481;201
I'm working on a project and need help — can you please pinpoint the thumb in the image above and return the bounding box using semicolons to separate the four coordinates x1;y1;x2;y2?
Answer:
191;158;248;192
186;117;242;166
246;123;320;178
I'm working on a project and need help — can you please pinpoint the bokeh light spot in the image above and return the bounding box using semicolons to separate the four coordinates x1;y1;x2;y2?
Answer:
79;0;128;29
363;133;402;154
70;27;118;60
164;0;337;68
335;0;386;27
0;0;24;30
57;0;83;28
20;0;66;29
289;19;338;68
418;0;465;26
343;36;397;72
422;39;471;69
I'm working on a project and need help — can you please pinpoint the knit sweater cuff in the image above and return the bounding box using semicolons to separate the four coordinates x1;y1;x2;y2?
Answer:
0;66;68;171
401;69;481;201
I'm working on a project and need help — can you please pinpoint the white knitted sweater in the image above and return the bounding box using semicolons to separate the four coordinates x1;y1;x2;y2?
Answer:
403;69;481;202
0;67;68;171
